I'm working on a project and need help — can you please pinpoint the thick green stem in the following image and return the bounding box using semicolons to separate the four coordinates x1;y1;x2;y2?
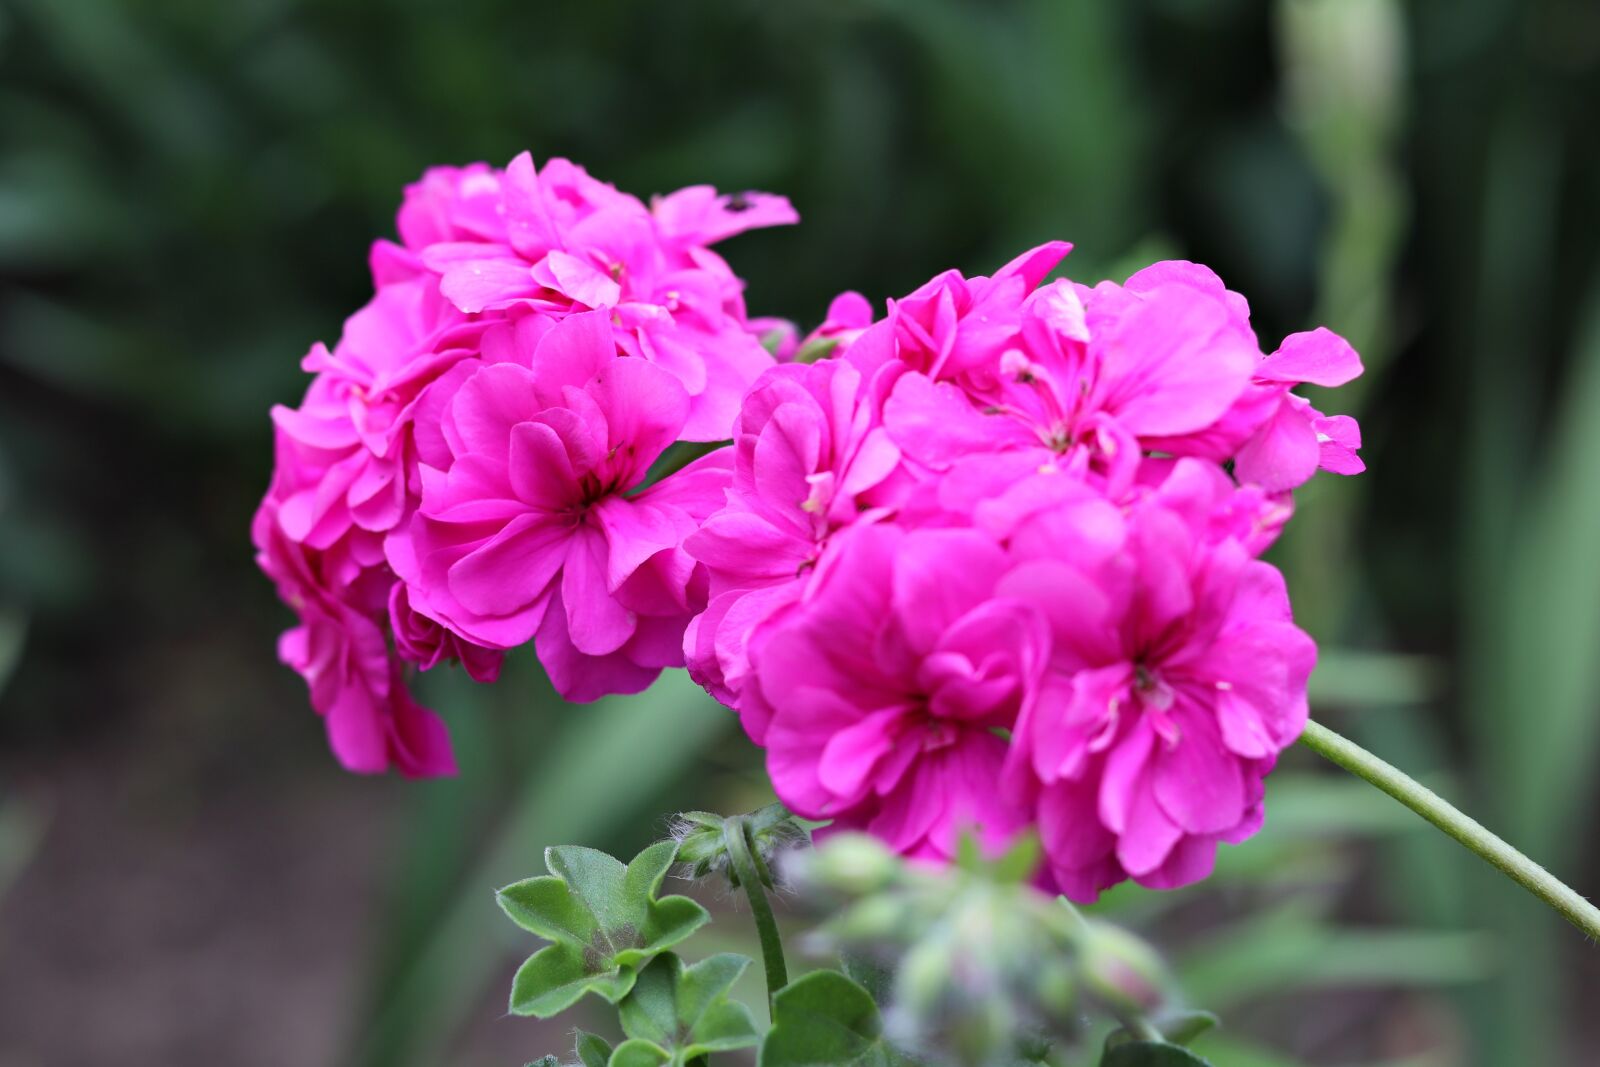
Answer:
723;815;788;1004
1299;719;1600;941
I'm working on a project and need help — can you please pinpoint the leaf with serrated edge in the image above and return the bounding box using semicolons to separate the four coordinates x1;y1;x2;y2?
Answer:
618;953;760;1063
498;842;710;1018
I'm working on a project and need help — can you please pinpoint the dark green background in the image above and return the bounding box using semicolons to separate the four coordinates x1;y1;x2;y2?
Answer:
2;1;1598;1064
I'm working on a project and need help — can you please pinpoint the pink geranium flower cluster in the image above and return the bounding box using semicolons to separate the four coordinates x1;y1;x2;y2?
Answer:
258;157;1362;899
253;153;796;775
689;244;1361;899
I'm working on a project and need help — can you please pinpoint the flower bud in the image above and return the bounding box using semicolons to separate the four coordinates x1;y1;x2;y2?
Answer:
669;804;807;887
1079;919;1169;1014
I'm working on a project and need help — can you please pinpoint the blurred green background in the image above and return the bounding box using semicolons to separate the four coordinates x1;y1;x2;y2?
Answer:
2;0;1599;1064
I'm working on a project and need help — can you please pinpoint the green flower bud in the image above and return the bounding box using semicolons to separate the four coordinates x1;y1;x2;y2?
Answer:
790;831;902;895
1079;919;1170;1014
669;803;807;887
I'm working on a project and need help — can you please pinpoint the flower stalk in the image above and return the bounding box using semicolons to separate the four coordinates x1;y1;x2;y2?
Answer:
723;814;789;1004
1300;718;1600;941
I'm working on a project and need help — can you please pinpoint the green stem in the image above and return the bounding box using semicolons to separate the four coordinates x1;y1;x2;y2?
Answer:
1300;718;1600;940
723;815;788;1004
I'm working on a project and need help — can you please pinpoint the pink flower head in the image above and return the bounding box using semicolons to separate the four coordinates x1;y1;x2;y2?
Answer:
1230;327;1365;490
996;460;1316;900
410;153;798;440
683;357;908;729
753;524;1046;860
267;266;478;549
391;311;729;701
253;474;455;778
885;260;1260;496
1120;264;1364;489
389;582;503;683
890;241;1070;382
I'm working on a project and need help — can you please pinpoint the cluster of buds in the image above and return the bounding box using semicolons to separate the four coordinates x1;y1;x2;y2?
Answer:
789;833;1186;1067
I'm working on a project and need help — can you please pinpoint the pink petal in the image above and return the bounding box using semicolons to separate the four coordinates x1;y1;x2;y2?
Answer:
1261;327;1363;387
1233;398;1321;490
446;512;569;618
560;527;638;655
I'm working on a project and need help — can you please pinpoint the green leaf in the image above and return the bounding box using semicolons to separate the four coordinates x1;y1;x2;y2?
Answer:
575;1032;614;1067
617;953;761;1066
759;969;895;1067
1101;1041;1213;1067
497;841;711;1017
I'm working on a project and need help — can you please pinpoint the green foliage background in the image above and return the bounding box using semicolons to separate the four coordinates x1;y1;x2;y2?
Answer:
1;1;1598;1064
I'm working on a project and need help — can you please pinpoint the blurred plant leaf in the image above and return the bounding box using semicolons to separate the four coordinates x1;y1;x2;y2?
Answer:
1178;902;1492;1009
1307;649;1443;709
0;607;27;701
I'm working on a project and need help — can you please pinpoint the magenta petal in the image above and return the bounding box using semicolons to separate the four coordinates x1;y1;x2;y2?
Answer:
446;363;540;458
439;256;537;313
532;249;621;308
685;511;808;582
1233;398;1321;490
1135;833;1218;890
1098;718;1156;834
1151;710;1246;834
535;586;661;702
994;240;1072;290
890;529;1008;654
560;527;637;655
1261;327;1363;387
591;496;697;589
817;708;904;802
884;372;1033;469
527;309;616;392
1115;774;1185;876
447;513;569;617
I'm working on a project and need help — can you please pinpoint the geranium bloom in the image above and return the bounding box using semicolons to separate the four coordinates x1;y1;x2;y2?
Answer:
390;311;728;701
258;154;799;772
752;525;1046;860
885;259;1261;495
683;356;907;729
253;455;455;778
403;153;799;439
996;461;1316;900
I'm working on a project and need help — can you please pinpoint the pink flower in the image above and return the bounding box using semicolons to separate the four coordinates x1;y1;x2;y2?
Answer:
889;242;1070;381
391;311;729;701
682;357;908;731
752;525;1046;860
389;583;503;682
408;153;798;440
884;262;1260;495
1230;327;1365;489
253;476;455;778
996;460;1316;900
